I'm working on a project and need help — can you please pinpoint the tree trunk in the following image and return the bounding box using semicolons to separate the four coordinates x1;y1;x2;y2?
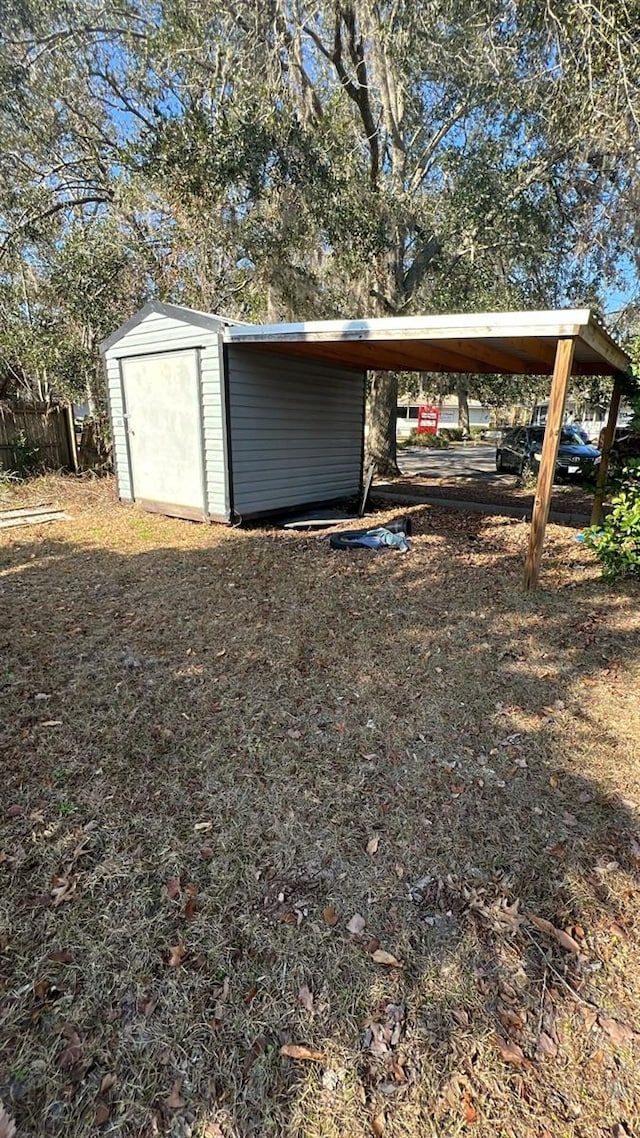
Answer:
457;377;470;436
366;370;399;476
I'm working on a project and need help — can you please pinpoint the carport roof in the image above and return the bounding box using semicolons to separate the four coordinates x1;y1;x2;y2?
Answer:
226;308;630;377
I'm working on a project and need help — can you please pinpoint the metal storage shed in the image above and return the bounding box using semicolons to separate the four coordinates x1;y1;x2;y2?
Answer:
100;301;366;523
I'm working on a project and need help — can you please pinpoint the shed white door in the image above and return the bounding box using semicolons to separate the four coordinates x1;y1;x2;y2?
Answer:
122;350;205;511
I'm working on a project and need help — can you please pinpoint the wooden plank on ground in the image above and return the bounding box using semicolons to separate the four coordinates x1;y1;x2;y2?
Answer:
0;504;56;520
523;337;575;590
0;507;70;529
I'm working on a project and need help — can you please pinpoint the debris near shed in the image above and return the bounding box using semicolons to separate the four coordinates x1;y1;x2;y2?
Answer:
0;504;70;529
329;516;412;552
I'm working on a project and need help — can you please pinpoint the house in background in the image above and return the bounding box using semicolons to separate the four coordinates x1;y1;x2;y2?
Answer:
530;396;632;442
396;395;491;438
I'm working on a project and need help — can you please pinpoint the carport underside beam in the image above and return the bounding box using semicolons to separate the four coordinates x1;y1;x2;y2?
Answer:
524;337;575;590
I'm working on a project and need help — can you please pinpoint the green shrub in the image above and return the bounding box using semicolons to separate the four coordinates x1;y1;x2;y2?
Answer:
439;428;464;442
398;428;450;449
583;461;640;580
7;430;41;477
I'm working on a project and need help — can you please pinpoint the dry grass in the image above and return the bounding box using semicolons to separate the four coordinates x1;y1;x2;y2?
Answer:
1;475;640;1138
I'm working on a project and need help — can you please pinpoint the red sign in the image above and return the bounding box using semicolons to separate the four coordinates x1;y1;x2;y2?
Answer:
417;404;440;434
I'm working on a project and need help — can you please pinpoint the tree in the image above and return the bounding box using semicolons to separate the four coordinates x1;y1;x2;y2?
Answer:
0;0;638;455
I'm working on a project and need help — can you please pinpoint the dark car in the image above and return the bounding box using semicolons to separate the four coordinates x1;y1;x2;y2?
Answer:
496;426;601;478
598;426;640;465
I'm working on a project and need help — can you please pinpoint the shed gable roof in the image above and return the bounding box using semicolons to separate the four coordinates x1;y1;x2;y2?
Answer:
100;301;243;353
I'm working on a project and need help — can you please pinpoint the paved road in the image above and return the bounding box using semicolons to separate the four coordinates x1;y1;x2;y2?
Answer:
398;443;508;481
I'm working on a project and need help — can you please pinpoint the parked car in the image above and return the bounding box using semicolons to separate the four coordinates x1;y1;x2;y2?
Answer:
496;426;601;479
598;425;640;465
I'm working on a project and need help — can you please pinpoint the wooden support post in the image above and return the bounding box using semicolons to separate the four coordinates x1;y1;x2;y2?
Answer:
590;378;622;527
523;337;575;590
65;401;79;473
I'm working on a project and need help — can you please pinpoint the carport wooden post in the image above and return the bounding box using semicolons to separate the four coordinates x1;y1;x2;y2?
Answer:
590;378;623;526
524;336;575;590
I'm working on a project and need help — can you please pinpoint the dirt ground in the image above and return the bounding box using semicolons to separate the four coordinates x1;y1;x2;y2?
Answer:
1;476;640;1138
376;474;595;518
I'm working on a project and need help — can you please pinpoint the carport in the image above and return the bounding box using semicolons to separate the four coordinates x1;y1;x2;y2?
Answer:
228;309;631;589
103;304;630;591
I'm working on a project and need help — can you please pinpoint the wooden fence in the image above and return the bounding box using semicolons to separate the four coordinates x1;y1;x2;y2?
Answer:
0;402;73;472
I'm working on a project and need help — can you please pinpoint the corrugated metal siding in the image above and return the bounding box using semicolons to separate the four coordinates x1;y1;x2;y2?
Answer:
105;356;132;500
227;348;365;515
103;311;230;518
200;339;229;518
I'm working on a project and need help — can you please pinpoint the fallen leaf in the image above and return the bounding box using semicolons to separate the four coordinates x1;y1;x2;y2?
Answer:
165;1078;186;1110
5;805;25;819
184;897;197;920
50;876;77;906
366;834;380;855
194;821;212;832
100;1073;117;1094
244;984;259;1004
298;985;314;1012
0;1103;17;1138
167;942;187;967
95;1101;111;1126
495;1035;526;1067
59;1027;83;1069
628;836;640;865
139;994;158;1018
165;877;181;900
394;863;405;879
452;1008;469;1028
280;1043;324;1061
372;1111;385;1137
34;978;51;1001
597;1016;635;1048
462;1092;477;1124
200;846;214;861
347;914;366;936
277;911;298;924
549;774;559;788
537;1031;558;1058
371;949;403;968
322;906;339;926
527;913;582;954
497;1005;525;1030
48;949;74;964
388;1057;406;1083
202;1124;224;1138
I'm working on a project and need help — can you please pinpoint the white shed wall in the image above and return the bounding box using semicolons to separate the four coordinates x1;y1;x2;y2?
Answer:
227;347;365;516
103;310;229;519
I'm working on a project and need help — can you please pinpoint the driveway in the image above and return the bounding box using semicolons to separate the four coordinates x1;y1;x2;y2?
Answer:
399;443;510;482
396;441;514;482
